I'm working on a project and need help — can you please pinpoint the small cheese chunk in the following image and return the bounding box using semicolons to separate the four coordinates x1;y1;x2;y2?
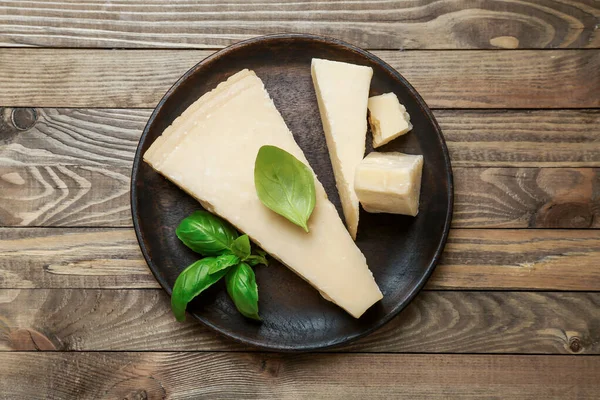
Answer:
144;69;383;318
355;152;423;216
311;58;373;239
368;93;412;148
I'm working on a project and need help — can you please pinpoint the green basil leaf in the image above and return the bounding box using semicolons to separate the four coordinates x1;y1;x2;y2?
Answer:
176;210;239;256
255;249;267;257
225;262;260;320
231;234;251;260
207;253;240;275
246;250;268;267
254;145;316;232
171;258;229;322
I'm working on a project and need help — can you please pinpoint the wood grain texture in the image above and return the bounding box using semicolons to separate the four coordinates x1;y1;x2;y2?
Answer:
0;164;597;228
1;353;599;400
455;167;600;228
0;165;131;227
0;0;598;49
431;229;600;290
0;228;153;289
1;49;598;108
2;228;599;291
1;354;599;400
0;108;144;167
0;289;598;354
2;108;599;168
0;2;597;393
439;109;600;167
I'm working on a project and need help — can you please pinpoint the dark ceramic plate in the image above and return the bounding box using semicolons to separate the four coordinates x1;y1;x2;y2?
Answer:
131;34;453;351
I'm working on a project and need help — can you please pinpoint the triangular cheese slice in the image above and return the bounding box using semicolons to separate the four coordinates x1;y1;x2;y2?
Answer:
144;70;382;318
311;59;373;239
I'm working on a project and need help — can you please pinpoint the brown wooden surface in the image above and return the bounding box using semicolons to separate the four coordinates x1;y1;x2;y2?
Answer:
1;353;599;400
2;228;600;291
2;108;599;168
1;49;599;108
1;0;598;49
1;164;597;228
1;289;598;354
1;2;599;398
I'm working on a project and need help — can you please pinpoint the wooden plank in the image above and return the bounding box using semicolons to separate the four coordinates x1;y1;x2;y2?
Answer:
439;109;600;167
2;228;599;291
0;108;145;168
455;167;600;228
0;289;598;354
2;108;599;168
0;165;131;227
1;0;598;49
431;229;600;290
1;353;599;400
1;49;598;108
0;228;155;289
1;163;597;228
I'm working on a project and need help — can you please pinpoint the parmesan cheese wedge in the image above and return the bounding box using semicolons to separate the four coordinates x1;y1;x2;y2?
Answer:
311;59;373;239
368;93;412;148
355;152;423;216
144;69;382;318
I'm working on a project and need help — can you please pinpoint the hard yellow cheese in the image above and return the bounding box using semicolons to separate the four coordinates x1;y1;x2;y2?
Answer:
355;152;423;216
368;93;412;148
311;59;373;239
144;69;382;318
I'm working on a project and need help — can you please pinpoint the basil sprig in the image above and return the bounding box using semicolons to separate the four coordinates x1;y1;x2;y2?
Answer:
254;145;316;232
171;212;268;321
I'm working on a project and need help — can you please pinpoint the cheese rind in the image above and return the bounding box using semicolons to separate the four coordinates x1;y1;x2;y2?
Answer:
147;70;257;169
144;70;382;318
354;152;423;216
368;93;412;148
311;59;373;239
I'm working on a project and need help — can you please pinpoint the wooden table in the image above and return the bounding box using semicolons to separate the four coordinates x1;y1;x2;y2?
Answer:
1;1;599;399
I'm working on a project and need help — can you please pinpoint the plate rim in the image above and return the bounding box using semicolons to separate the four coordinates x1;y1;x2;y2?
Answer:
130;33;454;352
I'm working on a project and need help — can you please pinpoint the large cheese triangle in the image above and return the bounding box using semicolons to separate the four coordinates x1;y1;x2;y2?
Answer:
311;59;373;239
144;69;382;318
